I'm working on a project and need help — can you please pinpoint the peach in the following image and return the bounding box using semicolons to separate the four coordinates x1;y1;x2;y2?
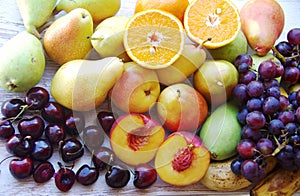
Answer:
154;131;210;186
110;113;165;166
240;0;284;56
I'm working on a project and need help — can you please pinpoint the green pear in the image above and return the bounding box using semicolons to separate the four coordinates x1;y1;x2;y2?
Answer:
43;8;93;65
156;44;206;85
206;31;248;63
56;0;121;23
51;57;124;111
17;0;57;38
0;31;45;92
91;16;130;60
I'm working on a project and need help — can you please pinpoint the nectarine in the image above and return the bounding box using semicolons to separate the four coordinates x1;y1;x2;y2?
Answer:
110;113;165;166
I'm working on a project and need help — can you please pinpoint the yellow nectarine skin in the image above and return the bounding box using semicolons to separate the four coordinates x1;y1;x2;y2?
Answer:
155;133;210;186
110;113;165;166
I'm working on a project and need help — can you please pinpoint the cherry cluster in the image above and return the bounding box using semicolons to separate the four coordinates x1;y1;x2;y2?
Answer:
230;28;300;184
0;87;157;192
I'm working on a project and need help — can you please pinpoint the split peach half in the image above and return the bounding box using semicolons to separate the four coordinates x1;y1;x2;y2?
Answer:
154;131;210;186
110;113;165;166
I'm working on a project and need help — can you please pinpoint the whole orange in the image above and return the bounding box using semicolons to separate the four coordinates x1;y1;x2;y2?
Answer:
135;0;189;22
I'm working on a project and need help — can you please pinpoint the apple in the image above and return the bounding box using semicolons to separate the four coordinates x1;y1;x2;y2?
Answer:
155;44;206;85
110;62;160;113
154;131;210;186
156;83;208;132
109;113;165;166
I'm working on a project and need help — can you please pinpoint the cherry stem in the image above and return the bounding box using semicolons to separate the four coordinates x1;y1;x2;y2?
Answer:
197;37;212;49
0;155;16;166
0;104;32;126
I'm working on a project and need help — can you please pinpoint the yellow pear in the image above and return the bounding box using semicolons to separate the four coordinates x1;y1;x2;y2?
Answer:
50;57;124;111
156;44;206;85
17;0;56;38
43;8;93;65
91;16;130;61
56;0;121;23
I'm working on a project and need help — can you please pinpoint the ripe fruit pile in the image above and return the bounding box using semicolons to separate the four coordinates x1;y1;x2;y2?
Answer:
231;28;300;183
0;87;157;191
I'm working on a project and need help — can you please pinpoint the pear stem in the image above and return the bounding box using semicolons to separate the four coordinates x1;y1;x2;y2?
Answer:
87;36;104;41
197;37;212;49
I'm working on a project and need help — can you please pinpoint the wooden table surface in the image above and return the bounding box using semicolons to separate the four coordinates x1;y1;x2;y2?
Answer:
0;0;300;195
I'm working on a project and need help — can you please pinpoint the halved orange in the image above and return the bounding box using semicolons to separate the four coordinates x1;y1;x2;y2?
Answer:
123;9;185;69
184;0;241;49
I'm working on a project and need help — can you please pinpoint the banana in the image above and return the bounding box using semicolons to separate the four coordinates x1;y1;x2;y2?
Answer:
200;157;277;192
250;168;300;196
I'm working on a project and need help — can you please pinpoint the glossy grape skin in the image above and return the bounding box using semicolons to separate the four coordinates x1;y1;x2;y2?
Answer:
282;66;300;85
1;99;26;118
246;111;266;129
269;119;285;135
277;110;295;125
247;98;262;112
241;126;262;142
239;70;257;84
256;138;274;155
258;60;277;80
237;139;256;159
241;159;265;183
232;84;249;104
230;158;243;175
234;54;253;67
287;28;300;45
262;96;280;115
266;86;281;99
238;63;249;73
246;80;264;98
25;87;49;110
275;41;293;57
237;108;249;125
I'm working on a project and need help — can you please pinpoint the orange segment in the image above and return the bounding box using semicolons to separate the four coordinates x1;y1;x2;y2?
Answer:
184;0;241;49
124;9;185;69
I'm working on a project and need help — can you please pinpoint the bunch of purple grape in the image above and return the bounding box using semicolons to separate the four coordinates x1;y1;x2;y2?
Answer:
230;28;300;184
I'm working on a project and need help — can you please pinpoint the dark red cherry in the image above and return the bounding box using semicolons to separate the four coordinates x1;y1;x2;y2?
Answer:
45;123;66;145
1;98;26;118
105;164;130;188
0;120;15;139
82;125;104;152
64;112;85;136
97;111;115;134
55;165;76;192
25;87;50;110
59;138;84;162
41;102;65;123
33;161;55;183
18;116;44;139
76;164;99;186
9;157;34;179
92;146;115;171
133;163;157;189
31;139;53;161
6;134;33;157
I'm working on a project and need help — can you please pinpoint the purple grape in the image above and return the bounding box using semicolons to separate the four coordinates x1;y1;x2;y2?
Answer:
239;70;257;84
246;111;266;129
285;122;297;136
263;79;280;89
247;98;262;111
282;66;300;85
262;96;280;115
258;60;277;80
266;86;280;99
232;84;249;104
241;125;262;142
237;108;249;125
230;158;243;175
277;110;295;125
234;54;253;67
287;28;300;45
241;160;265;183
256;138;274;155
246;80;264;98
269;119;284;135
238;63;249;73
275;62;285;78
279;95;290;111
237;139;256;159
290;134;300;146
275;41;293;57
